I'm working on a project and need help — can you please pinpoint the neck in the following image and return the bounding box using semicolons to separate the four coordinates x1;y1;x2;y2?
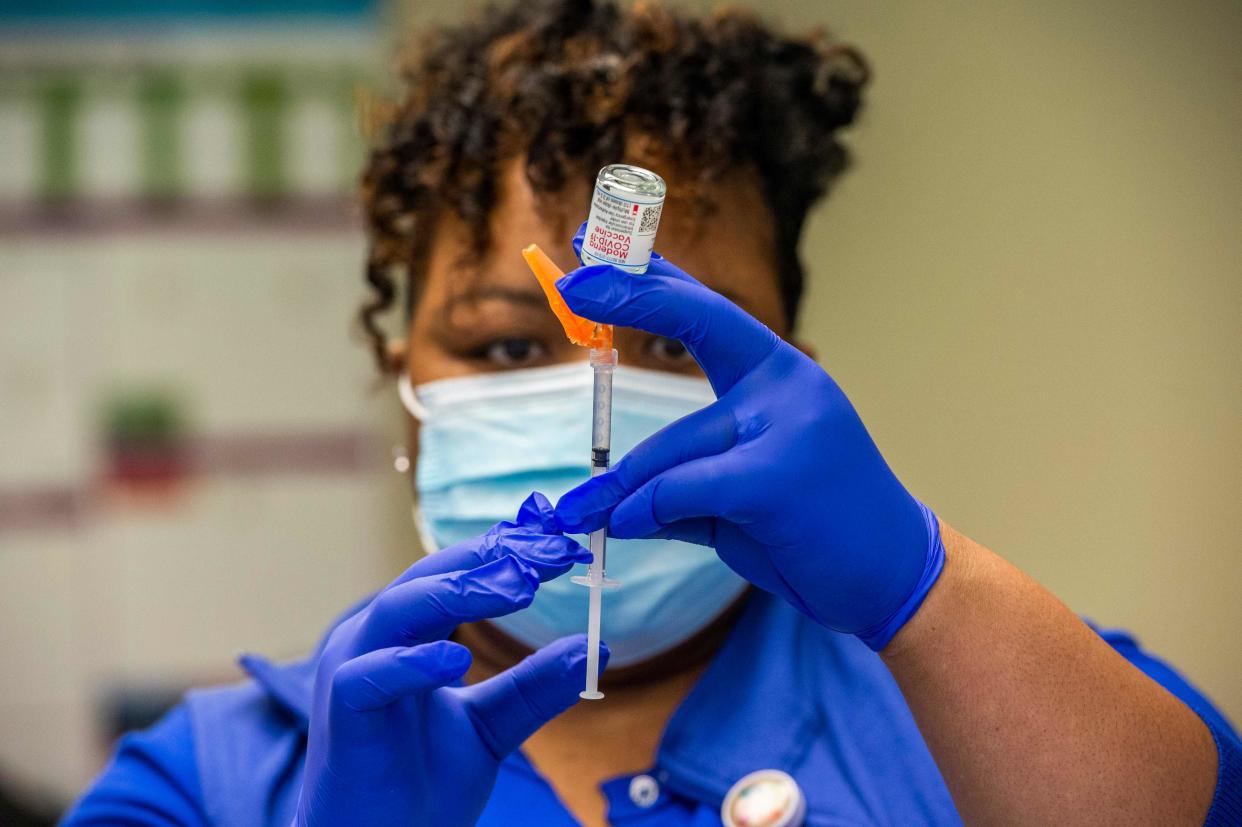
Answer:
454;597;749;827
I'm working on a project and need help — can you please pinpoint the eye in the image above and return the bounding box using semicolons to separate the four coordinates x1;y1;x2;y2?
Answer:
646;336;693;366
483;337;547;368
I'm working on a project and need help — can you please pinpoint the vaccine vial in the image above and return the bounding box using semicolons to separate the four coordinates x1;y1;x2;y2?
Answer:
580;164;667;274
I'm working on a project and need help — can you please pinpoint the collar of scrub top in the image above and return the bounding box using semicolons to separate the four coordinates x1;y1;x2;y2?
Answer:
237;589;824;810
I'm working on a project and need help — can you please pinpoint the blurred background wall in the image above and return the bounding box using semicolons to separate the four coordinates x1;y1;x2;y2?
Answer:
0;1;418;817
788;0;1242;735
1;0;1238;817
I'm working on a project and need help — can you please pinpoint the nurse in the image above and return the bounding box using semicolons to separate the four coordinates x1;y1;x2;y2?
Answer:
65;1;1239;825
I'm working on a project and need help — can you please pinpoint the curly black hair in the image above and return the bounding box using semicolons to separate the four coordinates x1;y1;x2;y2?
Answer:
359;0;869;372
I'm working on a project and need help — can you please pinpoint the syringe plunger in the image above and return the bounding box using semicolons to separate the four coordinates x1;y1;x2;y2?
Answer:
573;347;619;699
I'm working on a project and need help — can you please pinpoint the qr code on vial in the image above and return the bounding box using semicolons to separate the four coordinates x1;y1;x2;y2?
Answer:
638;203;662;234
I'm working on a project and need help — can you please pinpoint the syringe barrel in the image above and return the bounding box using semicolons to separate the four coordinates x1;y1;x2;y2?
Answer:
587;347;617;579
589;348;617;455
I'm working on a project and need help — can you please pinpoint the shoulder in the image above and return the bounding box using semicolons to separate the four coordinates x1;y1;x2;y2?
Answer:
61;703;206;825
65;677;311;827
66;596;364;826
180;670;311;826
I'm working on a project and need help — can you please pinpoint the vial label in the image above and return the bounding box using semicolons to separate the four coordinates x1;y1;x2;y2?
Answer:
583;186;664;271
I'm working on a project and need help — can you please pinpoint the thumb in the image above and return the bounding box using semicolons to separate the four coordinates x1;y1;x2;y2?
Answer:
513;490;558;532
328;641;471;743
462;634;609;758
569;221;693;284
556;264;780;395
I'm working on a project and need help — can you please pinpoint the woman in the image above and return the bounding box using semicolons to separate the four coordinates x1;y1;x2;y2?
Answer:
64;1;1239;825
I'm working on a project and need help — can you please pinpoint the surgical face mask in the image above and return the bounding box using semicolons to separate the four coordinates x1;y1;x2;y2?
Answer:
399;362;748;667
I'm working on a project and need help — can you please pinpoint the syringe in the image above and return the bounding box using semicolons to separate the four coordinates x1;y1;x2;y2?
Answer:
569;346;620;699
521;163;666;702
569;163;665;699
522;242;619;699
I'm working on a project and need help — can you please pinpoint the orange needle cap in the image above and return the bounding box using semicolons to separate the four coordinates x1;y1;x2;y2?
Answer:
522;244;613;349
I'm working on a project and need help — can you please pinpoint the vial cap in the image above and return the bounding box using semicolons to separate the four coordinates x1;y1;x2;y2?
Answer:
597;163;667;198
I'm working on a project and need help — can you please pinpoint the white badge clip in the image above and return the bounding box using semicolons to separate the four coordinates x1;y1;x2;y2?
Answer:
720;769;805;827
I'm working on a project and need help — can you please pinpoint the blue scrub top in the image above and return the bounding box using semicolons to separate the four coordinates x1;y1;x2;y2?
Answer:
64;590;1242;826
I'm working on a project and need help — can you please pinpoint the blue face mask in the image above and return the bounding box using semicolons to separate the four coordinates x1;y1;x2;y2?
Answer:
399;363;748;667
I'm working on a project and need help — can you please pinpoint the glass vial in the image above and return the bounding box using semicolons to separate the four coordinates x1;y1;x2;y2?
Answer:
580;164;667;274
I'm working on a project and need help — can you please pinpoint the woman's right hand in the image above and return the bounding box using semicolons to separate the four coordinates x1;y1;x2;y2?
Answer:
293;492;602;827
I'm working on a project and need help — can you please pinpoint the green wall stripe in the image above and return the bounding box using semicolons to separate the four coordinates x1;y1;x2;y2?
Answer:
40;75;83;201
22;63;375;203
334;74;362;193
137;70;185;199
241;69;289;199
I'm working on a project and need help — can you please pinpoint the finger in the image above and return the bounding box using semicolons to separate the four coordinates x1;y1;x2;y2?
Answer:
614;516;788;609
607;453;750;539
555;264;781;394
513;490;559;532
405;529;590;583
492;532;592;581
644;253;704;285
555;403;737;533
571;219;698;283
405;492;557;579
710;521;789;595
397;493;585;583
460;634;610;759
331;641;470;714
571;220;588;261
638;516;717;547
362;556;540;649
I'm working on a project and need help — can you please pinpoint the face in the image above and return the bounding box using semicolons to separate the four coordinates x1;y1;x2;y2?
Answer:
398;160;788;674
404;159;787;397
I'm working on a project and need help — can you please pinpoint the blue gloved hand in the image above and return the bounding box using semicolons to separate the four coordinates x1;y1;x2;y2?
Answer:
294;492;605;827
554;248;945;651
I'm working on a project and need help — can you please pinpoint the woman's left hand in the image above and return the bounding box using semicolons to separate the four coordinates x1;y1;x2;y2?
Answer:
556;250;1230;827
295;493;600;827
554;254;944;650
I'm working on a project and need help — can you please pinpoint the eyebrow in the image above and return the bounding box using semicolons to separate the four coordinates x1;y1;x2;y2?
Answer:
438;280;758;321
440;285;548;312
